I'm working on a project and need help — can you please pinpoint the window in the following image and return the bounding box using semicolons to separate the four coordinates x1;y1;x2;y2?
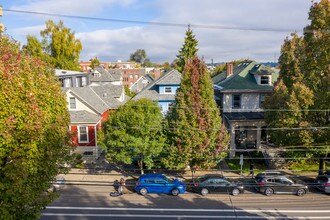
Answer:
135;74;139;79
129;74;133;79
259;95;265;108
260;76;269;85
69;97;76;109
81;77;87;86
232;94;241;109
63;78;72;87
164;87;172;94
78;126;88;143
76;77;82;87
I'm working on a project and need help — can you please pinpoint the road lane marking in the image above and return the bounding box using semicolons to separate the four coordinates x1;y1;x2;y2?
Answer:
46;206;330;213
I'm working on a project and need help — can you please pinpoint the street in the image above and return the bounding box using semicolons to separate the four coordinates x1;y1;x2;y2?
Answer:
40;184;330;219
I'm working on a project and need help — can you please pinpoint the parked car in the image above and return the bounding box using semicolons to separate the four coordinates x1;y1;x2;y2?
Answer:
314;174;330;194
254;173;308;196
191;174;244;196
48;176;65;192
135;173;186;196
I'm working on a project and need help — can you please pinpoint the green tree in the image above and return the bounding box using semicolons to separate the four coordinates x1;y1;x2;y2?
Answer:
24;20;82;70
0;36;72;219
176;28;198;73
129;49;147;64
164;57;229;176
23;35;44;57
89;57;100;70
100;99;165;174
264;0;330;168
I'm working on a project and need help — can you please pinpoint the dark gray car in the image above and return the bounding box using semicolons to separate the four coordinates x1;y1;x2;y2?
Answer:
254;174;308;196
315;175;330;194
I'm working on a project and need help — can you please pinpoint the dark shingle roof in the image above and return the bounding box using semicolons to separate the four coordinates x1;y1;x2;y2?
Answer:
90;65;121;82
132;70;181;101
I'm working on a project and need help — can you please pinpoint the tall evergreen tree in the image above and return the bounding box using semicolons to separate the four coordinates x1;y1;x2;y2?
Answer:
176;28;198;73
164;57;229;175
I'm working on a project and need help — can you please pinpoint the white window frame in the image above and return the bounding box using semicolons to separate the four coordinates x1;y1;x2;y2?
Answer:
164;87;172;94
260;76;269;85
78;126;89;143
69;97;76;109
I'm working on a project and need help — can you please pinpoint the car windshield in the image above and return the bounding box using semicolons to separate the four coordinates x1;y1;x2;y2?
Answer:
163;175;174;183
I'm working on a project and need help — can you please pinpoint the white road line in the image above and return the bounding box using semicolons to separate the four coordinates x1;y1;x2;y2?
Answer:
41;213;330;219
46;206;330;213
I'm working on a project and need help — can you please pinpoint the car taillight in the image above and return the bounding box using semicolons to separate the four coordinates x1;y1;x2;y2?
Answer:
258;182;265;186
324;183;330;187
194;183;199;187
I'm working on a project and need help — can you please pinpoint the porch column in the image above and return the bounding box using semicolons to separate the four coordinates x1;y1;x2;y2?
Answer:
256;126;261;149
229;124;236;158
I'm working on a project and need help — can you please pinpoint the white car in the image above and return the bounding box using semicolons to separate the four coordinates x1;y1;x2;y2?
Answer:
48;176;65;192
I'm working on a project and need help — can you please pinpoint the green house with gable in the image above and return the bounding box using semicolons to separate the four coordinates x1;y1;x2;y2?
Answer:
213;61;279;157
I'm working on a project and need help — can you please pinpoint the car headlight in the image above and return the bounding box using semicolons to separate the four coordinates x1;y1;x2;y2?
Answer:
178;185;184;188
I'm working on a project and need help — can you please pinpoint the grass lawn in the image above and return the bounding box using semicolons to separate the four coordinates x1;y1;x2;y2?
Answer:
226;155;267;175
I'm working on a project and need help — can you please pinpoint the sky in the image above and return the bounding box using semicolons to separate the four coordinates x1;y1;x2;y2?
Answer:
1;0;315;64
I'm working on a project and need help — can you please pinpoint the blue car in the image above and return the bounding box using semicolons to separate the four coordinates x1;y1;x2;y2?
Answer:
135;173;186;196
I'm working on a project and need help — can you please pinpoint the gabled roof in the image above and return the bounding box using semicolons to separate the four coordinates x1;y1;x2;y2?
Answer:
132;70;181;101
69;110;101;124
90;65;122;82
64;84;128;114
213;62;279;92
155;69;181;85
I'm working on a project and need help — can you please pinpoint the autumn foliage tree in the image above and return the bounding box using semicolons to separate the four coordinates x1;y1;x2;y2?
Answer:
164;57;229;175
23;20;82;70
0;36;72;219
265;0;330;164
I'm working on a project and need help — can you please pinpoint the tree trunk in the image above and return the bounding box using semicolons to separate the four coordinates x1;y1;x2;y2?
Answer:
138;160;144;175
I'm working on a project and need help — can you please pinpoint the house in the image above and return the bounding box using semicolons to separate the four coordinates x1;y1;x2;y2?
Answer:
213;61;279;156
64;84;129;158
132;70;181;114
129;75;154;93
55;69;90;88
90;65;122;86
79;61;111;72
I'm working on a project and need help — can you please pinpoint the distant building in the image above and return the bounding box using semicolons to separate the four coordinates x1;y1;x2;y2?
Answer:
55;69;90;88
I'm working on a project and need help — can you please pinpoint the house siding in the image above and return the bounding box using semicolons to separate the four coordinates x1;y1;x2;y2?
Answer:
223;93;264;112
70;125;97;147
159;85;179;94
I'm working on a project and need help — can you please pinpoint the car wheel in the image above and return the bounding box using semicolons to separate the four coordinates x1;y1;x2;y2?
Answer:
296;188;306;196
264;188;274;196
201;188;209;196
139;188;148;196
171;188;179;196
232;188;240;196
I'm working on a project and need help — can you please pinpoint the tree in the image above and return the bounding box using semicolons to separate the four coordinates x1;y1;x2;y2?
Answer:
176;28;198;73
89;57;100;70
23;35;44;57
24;20;82;70
164;57;229;176
100;99;165;174
264;0;330;169
129;49;147;64
0;36;72;219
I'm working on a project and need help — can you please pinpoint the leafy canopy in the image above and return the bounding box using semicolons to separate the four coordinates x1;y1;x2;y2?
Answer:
0;35;72;219
23;20;82;71
100;99;165;172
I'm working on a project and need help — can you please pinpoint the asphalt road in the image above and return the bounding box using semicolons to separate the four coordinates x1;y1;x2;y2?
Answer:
40;184;330;220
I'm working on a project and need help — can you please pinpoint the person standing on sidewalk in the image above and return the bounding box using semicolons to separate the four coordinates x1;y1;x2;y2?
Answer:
118;178;125;195
248;164;255;178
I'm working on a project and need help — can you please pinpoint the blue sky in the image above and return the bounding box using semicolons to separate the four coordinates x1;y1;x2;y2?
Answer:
2;0;314;63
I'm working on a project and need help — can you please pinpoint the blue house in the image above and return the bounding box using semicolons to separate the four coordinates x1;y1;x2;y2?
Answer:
132;70;181;114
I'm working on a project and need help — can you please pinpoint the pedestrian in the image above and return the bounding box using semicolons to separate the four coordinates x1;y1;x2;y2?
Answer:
249;163;255;178
118;177;125;195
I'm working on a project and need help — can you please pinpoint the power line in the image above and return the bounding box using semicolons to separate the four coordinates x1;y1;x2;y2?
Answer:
2;8;317;33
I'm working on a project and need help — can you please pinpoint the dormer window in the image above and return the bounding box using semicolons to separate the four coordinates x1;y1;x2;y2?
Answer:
260;76;269;85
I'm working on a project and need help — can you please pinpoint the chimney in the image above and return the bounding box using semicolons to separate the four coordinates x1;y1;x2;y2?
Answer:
226;63;233;77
